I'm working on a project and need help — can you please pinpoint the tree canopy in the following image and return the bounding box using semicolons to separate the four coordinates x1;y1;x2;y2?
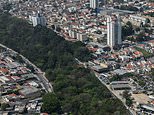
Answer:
0;12;129;114
41;93;61;114
122;21;134;38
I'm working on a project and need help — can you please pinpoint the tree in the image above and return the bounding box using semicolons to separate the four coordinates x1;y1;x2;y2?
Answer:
122;21;134;38
151;68;154;77
41;93;62;114
15;54;24;63
136;32;146;42
122;90;130;99
120;5;139;11
138;80;146;87
135;27;140;32
145;18;150;23
1;103;9;111
45;69;56;81
122;90;133;107
126;98;133;107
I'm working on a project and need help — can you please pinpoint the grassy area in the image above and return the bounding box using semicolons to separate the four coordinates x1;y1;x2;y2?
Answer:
134;47;153;58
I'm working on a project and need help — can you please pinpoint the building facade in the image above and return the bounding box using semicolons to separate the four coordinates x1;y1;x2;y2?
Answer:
76;32;87;42
90;0;99;9
29;12;46;27
107;15;122;48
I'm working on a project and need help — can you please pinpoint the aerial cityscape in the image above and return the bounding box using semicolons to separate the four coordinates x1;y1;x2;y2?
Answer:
0;0;154;115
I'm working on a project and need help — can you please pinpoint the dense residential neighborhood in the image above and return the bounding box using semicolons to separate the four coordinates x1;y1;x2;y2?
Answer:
0;0;154;114
0;44;52;114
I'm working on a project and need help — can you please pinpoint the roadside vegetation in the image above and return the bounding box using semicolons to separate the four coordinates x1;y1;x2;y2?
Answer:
0;12;129;114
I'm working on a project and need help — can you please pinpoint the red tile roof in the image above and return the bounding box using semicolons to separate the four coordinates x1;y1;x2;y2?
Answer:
0;68;9;73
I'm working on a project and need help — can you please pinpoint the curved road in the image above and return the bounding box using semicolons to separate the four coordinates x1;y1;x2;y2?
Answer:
0;43;53;93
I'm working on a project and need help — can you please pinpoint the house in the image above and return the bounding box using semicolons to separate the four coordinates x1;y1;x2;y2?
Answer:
0;68;9;74
19;86;41;98
140;104;154;114
15;103;26;113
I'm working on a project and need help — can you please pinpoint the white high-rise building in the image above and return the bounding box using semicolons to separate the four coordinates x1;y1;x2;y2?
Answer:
90;0;99;9
29;12;46;27
107;15;122;48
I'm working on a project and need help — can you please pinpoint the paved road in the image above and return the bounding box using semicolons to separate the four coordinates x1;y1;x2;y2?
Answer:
0;43;53;93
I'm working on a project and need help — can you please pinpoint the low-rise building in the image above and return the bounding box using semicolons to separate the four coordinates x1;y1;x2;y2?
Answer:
19;86;41;98
110;81;131;90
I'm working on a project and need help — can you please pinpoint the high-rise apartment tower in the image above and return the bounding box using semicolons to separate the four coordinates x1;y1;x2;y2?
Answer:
107;15;122;48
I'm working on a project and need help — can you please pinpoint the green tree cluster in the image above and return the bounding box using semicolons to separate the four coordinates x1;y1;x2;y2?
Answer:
122;91;133;107
41;93;61;114
122;21;134;38
1;103;10;111
120;5;139;11
0;12;129;115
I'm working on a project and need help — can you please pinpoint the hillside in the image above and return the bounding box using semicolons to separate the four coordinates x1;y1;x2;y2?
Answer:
0;12;129;115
